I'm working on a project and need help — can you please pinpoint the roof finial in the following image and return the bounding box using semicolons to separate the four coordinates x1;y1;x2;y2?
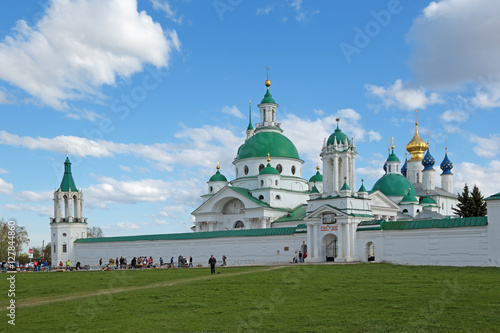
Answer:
265;65;271;88
216;161;220;171
387;139;391;155
336;118;340;129
66;144;69;157
316;163;320;172
391;137;395;150
445;138;448;152
415;109;419;126
267;152;271;163
247;100;253;130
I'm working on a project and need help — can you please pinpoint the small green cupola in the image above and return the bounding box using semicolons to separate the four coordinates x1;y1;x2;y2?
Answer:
260;77;276;104
309;165;323;183
259;155;280;175
209;162;228;182
59;157;78;192
326;118;350;146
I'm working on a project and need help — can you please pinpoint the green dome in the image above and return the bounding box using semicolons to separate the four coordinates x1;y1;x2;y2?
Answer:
261;89;276;104
309;171;323;183
259;163;279;175
371;173;416;197
387;151;400;162
59;157;78;192
237;131;300;160
421;195;437;206
401;193;419;203
327;128;350;146
209;170;227;182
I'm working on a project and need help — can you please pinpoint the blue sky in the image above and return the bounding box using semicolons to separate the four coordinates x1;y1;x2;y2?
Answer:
1;0;499;248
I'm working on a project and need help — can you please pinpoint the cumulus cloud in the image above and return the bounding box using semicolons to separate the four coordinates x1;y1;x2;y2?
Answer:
281;108;381;165
470;134;500;159
0;178;13;195
0;0;179;109
365;79;443;110
407;0;500;93
17;191;53;202
149;0;183;24
221;105;244;119
0;124;242;171
101;222;141;230
439;109;469;134
3;203;52;216
454;160;500;197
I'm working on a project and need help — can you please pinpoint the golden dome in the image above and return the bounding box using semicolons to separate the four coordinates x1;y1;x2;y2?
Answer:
406;121;428;162
265;79;271;88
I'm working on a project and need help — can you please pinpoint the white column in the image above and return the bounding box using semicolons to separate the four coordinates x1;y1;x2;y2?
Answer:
342;223;348;260
349;222;355;260
261;218;267;229
313;223;320;259
208;221;214;232
306;223;312;257
195;223;200;232
350;156;356;192
333;157;339;193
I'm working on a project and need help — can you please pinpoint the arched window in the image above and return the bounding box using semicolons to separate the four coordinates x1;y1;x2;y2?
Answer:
275;180;278;186
260;180;264;187
275;195;281;200
53;244;56;253
402;209;408;213
416;172;420;183
259;164;265;172
258;195;264;200
416;209;420;213
244;165;249;175
62;243;67;253
62;233;67;237
276;164;282;173
210;186;213;193
234;220;244;229
291;165;296;175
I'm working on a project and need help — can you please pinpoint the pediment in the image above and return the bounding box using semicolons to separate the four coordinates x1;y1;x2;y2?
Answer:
192;186;265;215
368;190;400;210
304;204;346;221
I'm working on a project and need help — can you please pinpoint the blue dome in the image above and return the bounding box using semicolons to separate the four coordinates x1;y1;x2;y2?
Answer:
422;149;435;171
440;152;453;175
401;158;407;177
383;162;387;174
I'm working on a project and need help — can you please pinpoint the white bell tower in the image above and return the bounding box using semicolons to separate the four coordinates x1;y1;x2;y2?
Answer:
50;157;87;268
320;118;357;196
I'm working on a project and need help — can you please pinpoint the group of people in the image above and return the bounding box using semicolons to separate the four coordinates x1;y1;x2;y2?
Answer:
98;255;197;269
32;259;51;271
293;251;307;263
208;254;227;274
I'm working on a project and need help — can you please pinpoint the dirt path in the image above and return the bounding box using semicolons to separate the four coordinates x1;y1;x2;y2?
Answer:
9;265;287;309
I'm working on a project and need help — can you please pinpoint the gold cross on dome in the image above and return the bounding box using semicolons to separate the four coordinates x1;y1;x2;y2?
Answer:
265;65;270;79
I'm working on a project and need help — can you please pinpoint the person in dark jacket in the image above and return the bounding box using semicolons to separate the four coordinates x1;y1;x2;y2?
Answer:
208;255;217;274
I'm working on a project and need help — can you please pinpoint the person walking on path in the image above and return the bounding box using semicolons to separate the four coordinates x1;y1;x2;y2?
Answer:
66;259;70;271
222;255;227;266
99;258;102;266
189;256;193;267
208;255;217;274
159;257;163;267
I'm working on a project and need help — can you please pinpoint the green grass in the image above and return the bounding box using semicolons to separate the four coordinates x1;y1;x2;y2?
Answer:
1;264;499;332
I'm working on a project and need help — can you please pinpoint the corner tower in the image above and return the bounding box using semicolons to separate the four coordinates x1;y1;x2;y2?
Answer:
50;157;87;267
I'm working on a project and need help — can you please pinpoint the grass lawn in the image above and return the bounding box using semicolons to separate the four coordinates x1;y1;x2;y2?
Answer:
1;264;499;332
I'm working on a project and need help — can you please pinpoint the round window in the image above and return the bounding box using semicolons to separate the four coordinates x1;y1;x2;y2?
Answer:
62;233;67;237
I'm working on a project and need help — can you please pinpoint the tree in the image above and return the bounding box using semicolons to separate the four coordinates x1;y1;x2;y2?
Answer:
471;185;487;217
453;184;487;217
0;219;30;261
87;226;104;238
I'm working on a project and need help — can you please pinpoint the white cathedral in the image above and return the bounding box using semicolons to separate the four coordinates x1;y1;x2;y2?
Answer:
51;78;500;267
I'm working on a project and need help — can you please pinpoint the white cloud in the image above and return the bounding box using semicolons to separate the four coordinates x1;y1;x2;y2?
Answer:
17;191;52;202
368;130;382;142
440;110;469;123
471;77;500;108
65;109;103;122
0;169;8;174
3;203;52;216
454;160;500;197
289;0;319;23
407;0;500;91
0;125;242;171
281;108;381;165
470;134;500;159
256;5;274;16
119;165;132;172
365;79;443;110
101;222;141;230
0;178;13;195
0;0;178;109
221;105;244;119
149;0;183;24
85;176;203;209
0;90;11;104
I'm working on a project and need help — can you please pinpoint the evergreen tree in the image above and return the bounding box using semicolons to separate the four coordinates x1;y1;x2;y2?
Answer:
453;183;473;217
471;184;487;217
